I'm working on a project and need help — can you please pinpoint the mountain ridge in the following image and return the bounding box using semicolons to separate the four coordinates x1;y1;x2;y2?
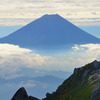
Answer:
43;60;100;100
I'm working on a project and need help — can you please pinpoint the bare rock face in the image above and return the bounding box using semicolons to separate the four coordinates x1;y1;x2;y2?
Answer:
11;87;39;100
91;60;100;70
82;69;90;78
91;83;100;98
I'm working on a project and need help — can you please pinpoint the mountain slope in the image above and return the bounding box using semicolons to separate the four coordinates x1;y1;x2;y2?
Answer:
42;60;100;100
0;14;100;50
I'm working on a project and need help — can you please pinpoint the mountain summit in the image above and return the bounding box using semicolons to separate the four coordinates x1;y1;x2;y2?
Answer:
11;87;39;100
0;14;100;50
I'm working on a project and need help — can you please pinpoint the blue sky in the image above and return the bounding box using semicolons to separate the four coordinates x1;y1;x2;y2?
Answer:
79;26;100;38
0;25;100;39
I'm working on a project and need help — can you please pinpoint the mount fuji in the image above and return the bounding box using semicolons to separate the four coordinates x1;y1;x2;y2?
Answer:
0;14;100;51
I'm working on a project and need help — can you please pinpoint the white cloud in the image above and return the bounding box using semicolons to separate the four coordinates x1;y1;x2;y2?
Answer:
72;44;100;58
0;0;99;26
18;80;37;88
0;43;32;56
18;80;48;89
0;43;100;78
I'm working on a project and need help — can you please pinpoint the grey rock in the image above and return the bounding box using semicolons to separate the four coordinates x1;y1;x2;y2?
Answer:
91;83;100;98
91;60;100;70
94;83;100;91
91;90;99;98
82;69;89;77
74;68;79;75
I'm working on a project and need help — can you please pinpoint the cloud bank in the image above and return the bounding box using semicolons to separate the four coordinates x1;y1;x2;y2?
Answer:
0;0;100;26
0;43;100;78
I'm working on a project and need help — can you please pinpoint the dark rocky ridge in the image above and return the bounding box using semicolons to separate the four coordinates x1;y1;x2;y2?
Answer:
74;60;100;76
11;87;39;100
42;60;100;100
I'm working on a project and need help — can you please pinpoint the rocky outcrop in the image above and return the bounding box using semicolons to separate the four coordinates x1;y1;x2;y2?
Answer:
11;87;39;100
91;83;100;98
91;60;100;70
82;69;90;77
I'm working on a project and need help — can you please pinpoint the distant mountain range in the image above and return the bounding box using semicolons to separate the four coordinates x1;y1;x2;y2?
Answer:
0;66;71;100
11;60;100;100
0;75;64;100
0;14;99;51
